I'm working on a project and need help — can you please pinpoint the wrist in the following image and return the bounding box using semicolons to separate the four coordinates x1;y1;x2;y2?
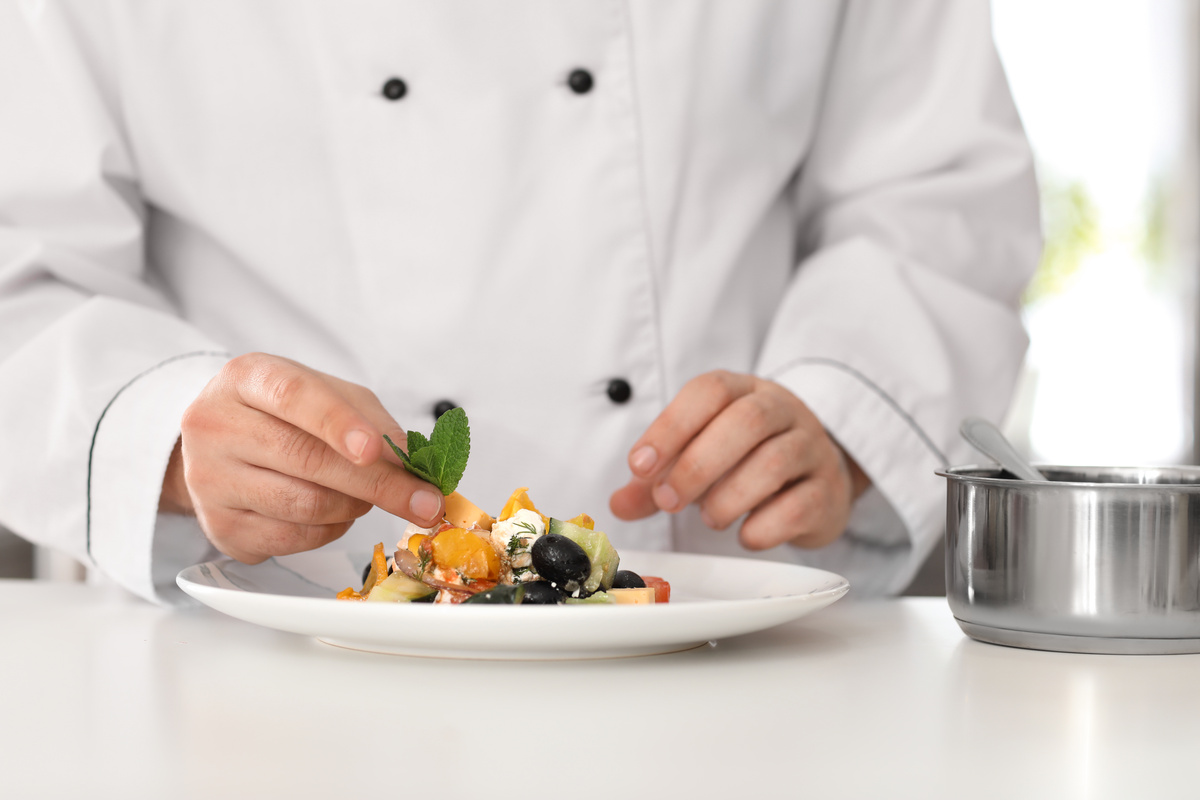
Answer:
838;444;872;501
158;436;195;515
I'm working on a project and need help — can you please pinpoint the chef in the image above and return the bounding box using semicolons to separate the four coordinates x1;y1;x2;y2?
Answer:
0;0;1039;603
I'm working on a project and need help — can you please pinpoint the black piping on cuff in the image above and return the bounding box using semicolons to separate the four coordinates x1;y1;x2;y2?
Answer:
85;350;229;562
764;356;948;465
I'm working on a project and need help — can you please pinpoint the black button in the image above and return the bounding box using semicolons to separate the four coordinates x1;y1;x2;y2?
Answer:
433;399;458;418
567;69;594;94
381;77;407;101
606;378;632;404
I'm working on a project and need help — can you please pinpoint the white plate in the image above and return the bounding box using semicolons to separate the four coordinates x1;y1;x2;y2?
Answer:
177;549;849;660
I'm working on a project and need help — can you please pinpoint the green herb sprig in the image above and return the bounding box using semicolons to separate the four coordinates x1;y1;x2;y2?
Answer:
383;406;471;496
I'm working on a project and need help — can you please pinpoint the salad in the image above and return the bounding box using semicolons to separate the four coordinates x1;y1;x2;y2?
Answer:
336;409;670;606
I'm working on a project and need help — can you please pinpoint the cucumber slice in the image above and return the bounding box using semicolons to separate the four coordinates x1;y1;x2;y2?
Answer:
365;571;437;603
463;584;527;604
565;591;614;604
546;519;620;594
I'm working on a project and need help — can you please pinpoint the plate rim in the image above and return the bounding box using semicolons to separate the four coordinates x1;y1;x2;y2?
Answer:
176;549;849;659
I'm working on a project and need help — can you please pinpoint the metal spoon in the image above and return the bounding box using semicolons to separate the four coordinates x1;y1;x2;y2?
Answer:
960;416;1048;482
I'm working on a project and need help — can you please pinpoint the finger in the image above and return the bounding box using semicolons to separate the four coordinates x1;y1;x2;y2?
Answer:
230;464;374;526
626;371;756;480
200;506;355;564
221;411;444;527
654;390;795;512
609;476;660;521
326;376;408;467
378;429;408;467
181;439;374;527
698;427;823;530
738;472;851;551
224;353;385;466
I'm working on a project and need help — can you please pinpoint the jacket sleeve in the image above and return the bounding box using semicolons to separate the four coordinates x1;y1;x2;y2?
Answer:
0;2;227;603
757;0;1041;594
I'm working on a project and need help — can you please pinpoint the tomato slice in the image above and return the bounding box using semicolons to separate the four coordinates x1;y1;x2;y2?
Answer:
641;576;671;603
430;527;500;581
406;532;428;556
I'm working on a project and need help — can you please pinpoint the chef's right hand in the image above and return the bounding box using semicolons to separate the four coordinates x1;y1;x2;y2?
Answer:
158;352;444;563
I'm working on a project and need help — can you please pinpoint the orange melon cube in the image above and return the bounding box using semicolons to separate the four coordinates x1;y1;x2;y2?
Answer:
444;491;494;531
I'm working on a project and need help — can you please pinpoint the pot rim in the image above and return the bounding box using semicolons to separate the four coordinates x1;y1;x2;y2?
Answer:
937;463;1200;490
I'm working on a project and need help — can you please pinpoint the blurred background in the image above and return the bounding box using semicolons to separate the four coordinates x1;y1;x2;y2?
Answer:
995;0;1199;469
2;0;1199;588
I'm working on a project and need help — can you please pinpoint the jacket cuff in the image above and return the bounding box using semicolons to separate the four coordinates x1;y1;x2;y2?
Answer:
768;359;947;595
88;351;228;604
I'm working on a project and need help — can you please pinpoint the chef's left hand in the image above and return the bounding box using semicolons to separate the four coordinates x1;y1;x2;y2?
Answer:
609;370;870;550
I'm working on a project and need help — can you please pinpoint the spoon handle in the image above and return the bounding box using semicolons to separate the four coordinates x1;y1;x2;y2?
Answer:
960;417;1047;482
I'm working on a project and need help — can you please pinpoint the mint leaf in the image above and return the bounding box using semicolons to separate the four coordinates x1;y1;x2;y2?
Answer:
406;429;430;456
409;446;446;487
382;434;410;466
429;407;470;492
385;407;471;496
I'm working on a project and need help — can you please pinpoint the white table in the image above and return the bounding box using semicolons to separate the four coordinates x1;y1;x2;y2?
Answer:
3;579;1197;799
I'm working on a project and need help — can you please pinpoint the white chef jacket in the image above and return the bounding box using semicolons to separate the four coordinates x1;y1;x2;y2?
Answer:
0;0;1039;603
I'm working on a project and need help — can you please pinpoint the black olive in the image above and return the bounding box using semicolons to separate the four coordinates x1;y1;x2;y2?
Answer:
520;581;565;605
611;570;645;589
531;533;591;590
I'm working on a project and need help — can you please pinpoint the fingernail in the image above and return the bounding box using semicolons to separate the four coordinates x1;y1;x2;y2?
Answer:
653;483;679;512
345;429;371;461
701;509;716;528
631;446;657;474
410;490;442;522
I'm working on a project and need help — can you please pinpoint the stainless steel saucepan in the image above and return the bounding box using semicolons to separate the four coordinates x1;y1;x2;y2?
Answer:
938;463;1200;654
